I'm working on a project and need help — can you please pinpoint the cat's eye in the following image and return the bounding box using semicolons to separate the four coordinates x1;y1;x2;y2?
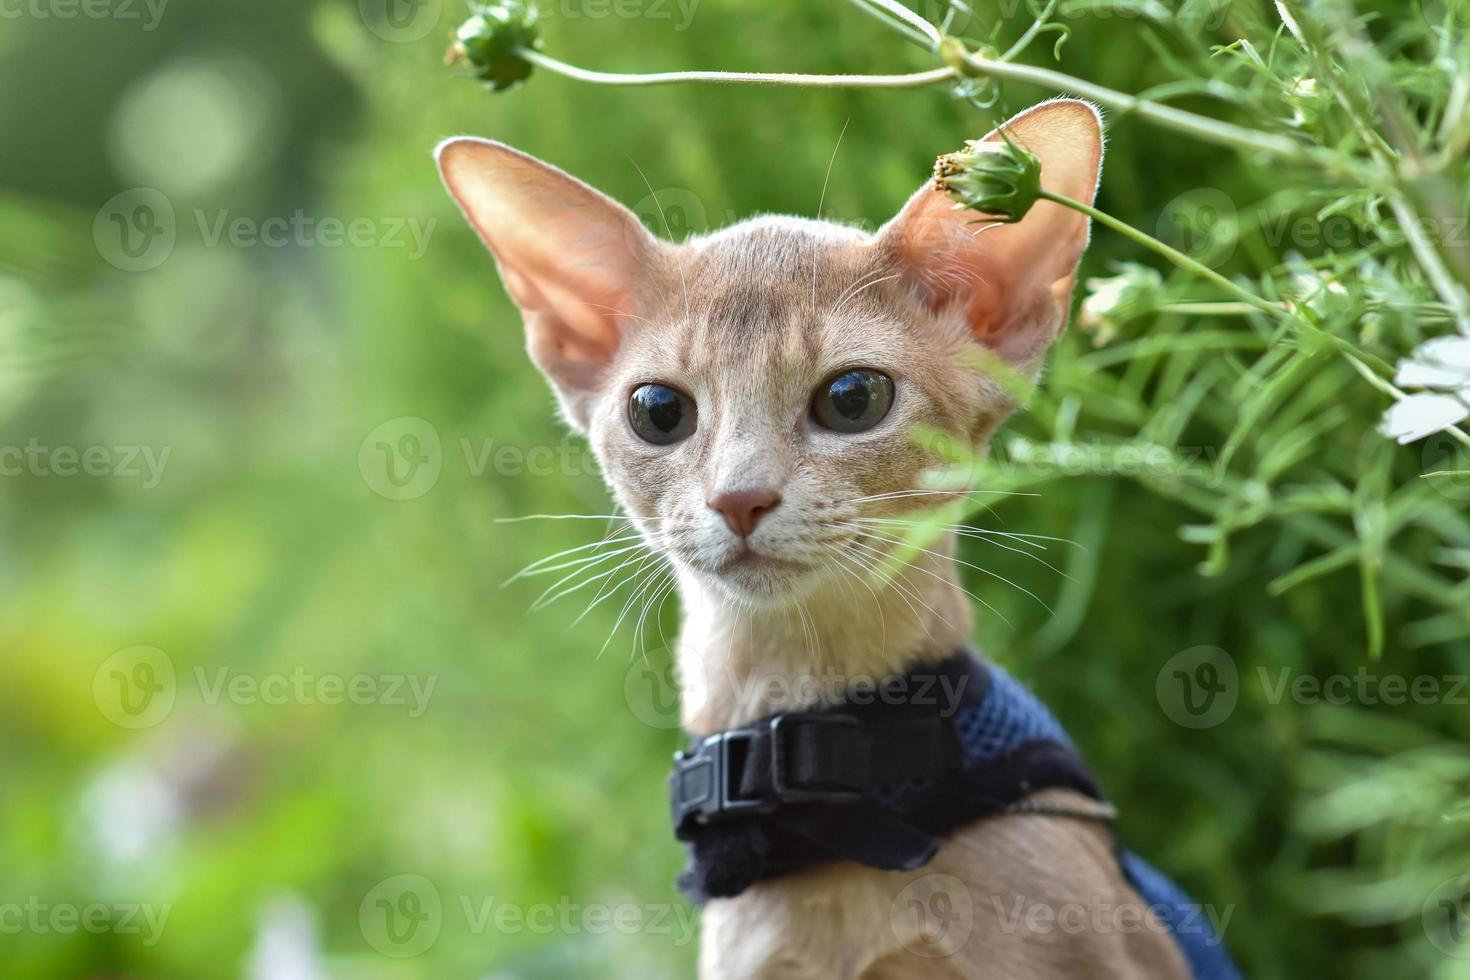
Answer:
629;383;697;445
811;369;895;433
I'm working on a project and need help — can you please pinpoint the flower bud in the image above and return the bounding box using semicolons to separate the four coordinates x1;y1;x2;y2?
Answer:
446;0;541;92
933;132;1043;223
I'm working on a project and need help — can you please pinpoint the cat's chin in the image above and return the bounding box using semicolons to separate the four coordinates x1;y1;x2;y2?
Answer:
695;552;827;608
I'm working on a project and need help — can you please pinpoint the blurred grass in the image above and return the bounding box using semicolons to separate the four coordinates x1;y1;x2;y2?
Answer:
1;0;1468;977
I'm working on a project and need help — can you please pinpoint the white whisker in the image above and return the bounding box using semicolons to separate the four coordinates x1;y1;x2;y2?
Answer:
846;536;988;629
633;570;678;662
496;513;666;523
600;556;673;657
832;271;904;318
812;115;853;309
822;544;888;651
504;535;647;585
845;489;1035;505
843;540;943;639
530;546;652;612
631;160;692;327
841;523;1045;618
523;544;651;608
569;551;661;627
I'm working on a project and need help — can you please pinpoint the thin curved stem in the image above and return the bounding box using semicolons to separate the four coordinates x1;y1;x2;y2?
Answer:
1039;189;1289;322
854;0;944;48
518;49;955;90
942;42;1327;170
845;0;936;50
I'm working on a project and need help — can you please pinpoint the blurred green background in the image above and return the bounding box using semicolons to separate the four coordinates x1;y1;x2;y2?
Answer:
2;0;1469;977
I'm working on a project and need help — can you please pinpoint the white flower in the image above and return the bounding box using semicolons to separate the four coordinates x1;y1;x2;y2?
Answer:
1077;264;1162;345
1380;336;1470;444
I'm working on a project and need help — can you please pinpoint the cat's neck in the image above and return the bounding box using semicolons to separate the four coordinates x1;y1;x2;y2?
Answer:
673;532;973;734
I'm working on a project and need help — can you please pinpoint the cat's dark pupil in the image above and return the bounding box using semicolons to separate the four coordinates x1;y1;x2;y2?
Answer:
643;387;683;432
829;373;872;420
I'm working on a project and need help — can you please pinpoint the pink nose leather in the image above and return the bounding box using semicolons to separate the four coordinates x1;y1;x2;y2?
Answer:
709;488;782;538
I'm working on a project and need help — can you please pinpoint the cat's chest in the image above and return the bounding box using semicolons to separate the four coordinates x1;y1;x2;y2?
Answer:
695;791;1183;980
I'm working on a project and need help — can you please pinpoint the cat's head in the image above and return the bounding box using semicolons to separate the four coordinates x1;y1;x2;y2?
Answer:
437;100;1102;607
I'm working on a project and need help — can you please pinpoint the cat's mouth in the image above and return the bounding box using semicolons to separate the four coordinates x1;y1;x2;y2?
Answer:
715;546;812;575
695;545;822;603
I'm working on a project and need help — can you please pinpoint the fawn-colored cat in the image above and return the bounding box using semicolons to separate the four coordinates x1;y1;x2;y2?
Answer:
437;100;1236;979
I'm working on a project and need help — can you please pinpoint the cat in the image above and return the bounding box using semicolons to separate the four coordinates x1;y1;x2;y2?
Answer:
437;100;1204;979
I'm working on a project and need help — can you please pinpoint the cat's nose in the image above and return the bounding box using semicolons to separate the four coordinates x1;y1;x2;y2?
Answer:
708;488;782;539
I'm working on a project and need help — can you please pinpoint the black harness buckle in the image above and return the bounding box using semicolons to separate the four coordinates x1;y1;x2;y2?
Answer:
670;713;866;839
769;713;864;803
670;727;769;840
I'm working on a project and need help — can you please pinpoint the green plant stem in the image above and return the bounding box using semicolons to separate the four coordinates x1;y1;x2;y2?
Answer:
1158;301;1267;316
1039;189;1290;322
523;39;1372;181
849;0;942;49
844;0;934;49
517;49;954;89
941;41;1335;171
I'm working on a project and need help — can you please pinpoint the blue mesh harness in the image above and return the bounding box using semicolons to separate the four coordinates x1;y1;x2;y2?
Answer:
669;650;1241;979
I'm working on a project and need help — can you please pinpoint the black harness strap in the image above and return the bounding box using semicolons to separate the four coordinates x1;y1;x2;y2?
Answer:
669;651;1105;901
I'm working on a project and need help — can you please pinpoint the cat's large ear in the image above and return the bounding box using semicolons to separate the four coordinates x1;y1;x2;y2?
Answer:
436;138;659;429
876;99;1103;368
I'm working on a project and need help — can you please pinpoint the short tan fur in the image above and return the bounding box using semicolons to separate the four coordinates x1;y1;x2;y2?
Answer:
438;100;1189;979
